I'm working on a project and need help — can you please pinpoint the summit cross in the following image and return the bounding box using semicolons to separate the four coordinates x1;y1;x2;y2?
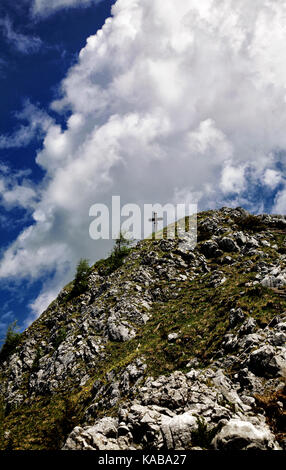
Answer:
149;212;163;235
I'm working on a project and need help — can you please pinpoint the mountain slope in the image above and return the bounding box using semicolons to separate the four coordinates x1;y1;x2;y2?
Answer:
0;207;285;450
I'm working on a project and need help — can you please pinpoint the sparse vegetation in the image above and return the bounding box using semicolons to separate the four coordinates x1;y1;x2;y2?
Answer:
44;395;83;449
191;417;222;449
53;328;67;349
0;392;89;450
31;347;44;371
236;214;267;232
109;231;132;269
254;379;286;447
97;231;133;276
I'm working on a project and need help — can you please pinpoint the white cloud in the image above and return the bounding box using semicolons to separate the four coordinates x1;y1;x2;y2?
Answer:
273;187;286;213
262;169;283;190
0;165;37;211
26;287;60;326
31;0;100;17
0;17;42;54
187;119;233;161
220;162;246;194
0;100;53;149
2;186;37;210
2;0;286;319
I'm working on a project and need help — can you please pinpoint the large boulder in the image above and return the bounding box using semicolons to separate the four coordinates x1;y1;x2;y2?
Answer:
238;317;257;336
62;418;131;450
248;345;282;377
261;273;286;288
161;412;197;449
212;418;280;450
218;237;240;253
106;317;136;342
200;241;223;258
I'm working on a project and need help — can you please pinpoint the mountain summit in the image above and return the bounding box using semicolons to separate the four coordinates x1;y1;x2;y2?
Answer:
0;207;285;450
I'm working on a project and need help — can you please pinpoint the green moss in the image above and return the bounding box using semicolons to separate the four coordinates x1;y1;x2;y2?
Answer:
53;328;67;349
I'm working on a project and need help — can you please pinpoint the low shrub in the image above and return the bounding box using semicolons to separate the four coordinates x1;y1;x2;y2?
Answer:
67;258;90;300
53;328;67;349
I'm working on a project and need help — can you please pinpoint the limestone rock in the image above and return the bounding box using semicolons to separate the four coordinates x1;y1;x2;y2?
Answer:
212;418;280;450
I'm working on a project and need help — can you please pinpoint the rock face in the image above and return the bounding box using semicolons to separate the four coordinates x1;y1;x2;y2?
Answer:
0;207;286;450
63;368;281;450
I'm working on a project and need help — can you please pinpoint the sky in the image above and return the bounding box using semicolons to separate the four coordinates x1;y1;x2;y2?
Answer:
1;0;286;340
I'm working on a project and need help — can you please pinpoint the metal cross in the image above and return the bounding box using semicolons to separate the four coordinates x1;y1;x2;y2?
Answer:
149;212;163;235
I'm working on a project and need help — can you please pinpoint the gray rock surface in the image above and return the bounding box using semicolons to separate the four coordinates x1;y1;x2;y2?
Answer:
63;367;281;450
212;418;280;450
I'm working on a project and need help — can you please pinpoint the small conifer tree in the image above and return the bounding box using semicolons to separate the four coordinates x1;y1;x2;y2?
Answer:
114;230;132;253
108;231;132;273
0;321;22;363
71;258;90;297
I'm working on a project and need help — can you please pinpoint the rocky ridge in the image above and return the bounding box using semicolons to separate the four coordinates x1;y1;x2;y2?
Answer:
0;207;285;450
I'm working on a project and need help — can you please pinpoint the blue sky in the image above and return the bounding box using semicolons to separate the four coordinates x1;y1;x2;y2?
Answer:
1;0;286;343
0;0;115;341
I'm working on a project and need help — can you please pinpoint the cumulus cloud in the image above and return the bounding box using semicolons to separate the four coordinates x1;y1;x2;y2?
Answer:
2;0;286;319
0;17;42;54
263;169;283;190
220;162;246;194
31;0;101;17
